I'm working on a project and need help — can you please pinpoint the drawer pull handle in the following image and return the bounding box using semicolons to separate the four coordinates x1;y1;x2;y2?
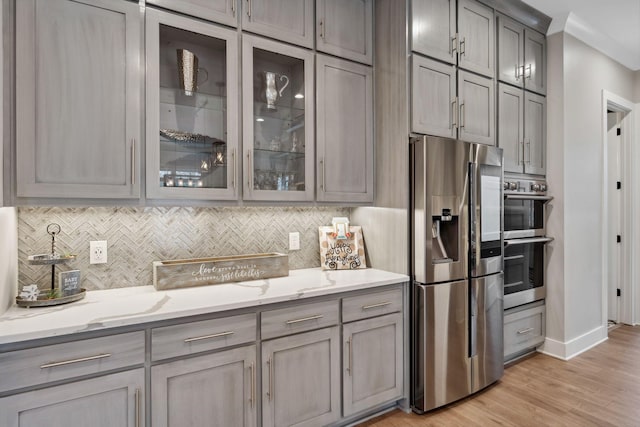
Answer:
517;327;534;335
184;331;234;343
362;301;392;310
40;353;112;369
286;314;323;325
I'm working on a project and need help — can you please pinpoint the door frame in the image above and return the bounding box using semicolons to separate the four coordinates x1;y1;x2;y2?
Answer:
601;90;635;328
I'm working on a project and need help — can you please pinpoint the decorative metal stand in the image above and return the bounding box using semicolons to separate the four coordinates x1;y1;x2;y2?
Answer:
18;223;85;308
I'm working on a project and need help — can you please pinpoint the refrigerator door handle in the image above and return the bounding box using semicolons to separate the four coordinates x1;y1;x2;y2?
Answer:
470;283;477;357
468;162;477;267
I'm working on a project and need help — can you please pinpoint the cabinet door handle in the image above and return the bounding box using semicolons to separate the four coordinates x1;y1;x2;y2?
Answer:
231;148;236;189
285;314;323;325
451;97;457;129
319;19;325;39
451;33;458;54
320;158;325;191
362;301;392;310
346;336;353;376
184;330;234;343
459;36;466;57
40;353;112;369
517;327;534;335
131;138;136;185
249;362;255;408
247;151;252;191
515;64;520;80
460;102;465;128
266;356;274;401
231;0;236;16
526;140;531;164
526;64;532;79
246;0;251;18
135;388;141;427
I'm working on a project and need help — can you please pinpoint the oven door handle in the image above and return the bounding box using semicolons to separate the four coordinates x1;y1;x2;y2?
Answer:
504;237;554;247
504;194;553;202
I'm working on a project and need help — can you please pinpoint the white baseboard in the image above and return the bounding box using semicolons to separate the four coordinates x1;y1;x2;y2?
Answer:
539;325;608;360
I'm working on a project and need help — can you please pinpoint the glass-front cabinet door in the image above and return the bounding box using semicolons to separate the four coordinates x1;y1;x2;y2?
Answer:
242;35;314;201
146;8;239;200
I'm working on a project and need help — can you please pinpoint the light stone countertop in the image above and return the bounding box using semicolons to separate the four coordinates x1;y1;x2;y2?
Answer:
0;268;409;346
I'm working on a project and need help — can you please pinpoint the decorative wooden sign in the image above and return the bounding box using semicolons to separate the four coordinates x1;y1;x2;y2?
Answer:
319;226;367;270
59;270;81;296
153;253;289;291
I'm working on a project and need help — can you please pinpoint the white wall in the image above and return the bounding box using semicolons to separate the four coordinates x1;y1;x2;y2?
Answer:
0;208;18;314
543;33;636;358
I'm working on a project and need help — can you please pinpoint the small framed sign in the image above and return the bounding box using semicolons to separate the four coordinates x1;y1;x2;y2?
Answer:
59;270;81;296
319;225;367;270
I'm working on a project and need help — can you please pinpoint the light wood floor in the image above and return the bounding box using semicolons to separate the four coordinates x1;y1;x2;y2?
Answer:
359;325;640;427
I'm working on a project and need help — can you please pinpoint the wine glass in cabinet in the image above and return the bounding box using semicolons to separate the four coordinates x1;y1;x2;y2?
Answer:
146;8;239;201
242;35;314;201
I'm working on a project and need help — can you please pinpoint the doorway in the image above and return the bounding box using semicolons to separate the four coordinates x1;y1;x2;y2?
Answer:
601;90;635;329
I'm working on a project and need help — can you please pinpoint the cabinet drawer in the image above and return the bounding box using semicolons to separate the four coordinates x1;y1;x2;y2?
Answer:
261;300;339;340
342;288;403;323
0;331;144;393
504;303;545;358
152;313;256;361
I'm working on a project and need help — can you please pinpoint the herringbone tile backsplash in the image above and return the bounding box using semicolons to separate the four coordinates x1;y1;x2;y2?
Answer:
18;207;349;291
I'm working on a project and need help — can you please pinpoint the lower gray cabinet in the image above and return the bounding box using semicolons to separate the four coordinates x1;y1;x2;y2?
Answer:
504;301;545;362
343;313;404;416
0;369;144;427
151;345;257;427
261;326;341;427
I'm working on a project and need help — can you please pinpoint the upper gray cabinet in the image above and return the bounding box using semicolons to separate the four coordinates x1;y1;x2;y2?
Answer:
498;83;545;175
457;0;494;78
411;0;456;64
411;55;457;139
497;14;546;95
242;0;314;48
316;0;373;65
412;0;494;78
145;8;239;201
146;0;239;27
316;54;373;203
458;70;495;145
242;35;315;202
15;0;142;199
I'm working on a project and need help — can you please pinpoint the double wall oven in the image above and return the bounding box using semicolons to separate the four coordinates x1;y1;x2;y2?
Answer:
503;177;552;309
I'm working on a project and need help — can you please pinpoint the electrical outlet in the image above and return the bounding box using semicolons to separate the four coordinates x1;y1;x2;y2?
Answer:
289;232;300;251
90;240;108;264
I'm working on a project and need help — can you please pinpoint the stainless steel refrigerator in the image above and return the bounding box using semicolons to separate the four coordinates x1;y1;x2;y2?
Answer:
410;136;504;413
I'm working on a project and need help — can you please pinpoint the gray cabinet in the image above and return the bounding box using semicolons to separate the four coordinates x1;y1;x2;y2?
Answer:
316;0;373;65
0;369;144;427
242;0;314;48
497;14;546;95
145;8;240;201
343;313;403;416
412;0;494;78
411;0;456;64
15;0;141;199
151;345;257;427
457;0;494;78
411;55;457;138
316;54;373;203
498;83;545;175
458;70;495;145
261;326;341;427
146;0;239;27
524;91;546;175
242;35;315;202
504;301;545;362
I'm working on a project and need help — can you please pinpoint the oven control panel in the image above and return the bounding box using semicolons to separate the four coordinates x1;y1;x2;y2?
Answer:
503;178;548;195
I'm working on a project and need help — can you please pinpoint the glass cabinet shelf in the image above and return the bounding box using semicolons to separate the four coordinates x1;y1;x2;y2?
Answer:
160;86;226;112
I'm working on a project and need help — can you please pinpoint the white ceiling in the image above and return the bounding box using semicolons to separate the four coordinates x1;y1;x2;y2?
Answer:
521;0;640;70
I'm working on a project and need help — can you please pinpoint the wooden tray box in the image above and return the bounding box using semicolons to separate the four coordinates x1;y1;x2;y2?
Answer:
153;253;289;290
